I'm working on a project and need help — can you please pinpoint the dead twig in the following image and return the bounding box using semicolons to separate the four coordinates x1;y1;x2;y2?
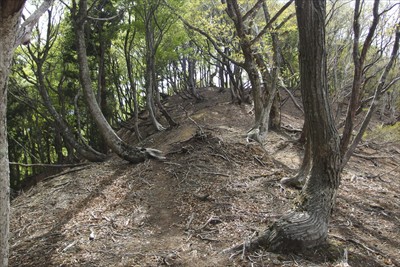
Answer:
10;162;89;168
201;171;229;177
330;234;385;257
197;216;223;230
353;153;394;160
211;153;231;162
186;213;195;230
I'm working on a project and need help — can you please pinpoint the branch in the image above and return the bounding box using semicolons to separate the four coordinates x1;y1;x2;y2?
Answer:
15;0;55;47
87;10;123;21
163;0;244;68
342;24;400;168
243;0;264;22
250;0;294;46
9;162;89;168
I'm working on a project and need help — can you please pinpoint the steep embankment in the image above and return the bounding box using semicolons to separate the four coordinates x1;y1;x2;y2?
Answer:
10;88;400;266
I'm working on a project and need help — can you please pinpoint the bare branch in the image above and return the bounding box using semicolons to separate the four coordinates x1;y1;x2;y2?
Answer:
15;0;55;47
243;0;264;22
163;0;244;68
250;0;294;46
87;10;123;21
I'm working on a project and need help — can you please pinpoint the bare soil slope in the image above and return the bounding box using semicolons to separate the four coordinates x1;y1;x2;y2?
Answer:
10;88;400;266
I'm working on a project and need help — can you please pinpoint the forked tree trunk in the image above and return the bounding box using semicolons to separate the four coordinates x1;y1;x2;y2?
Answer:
226;0;341;254
72;0;164;163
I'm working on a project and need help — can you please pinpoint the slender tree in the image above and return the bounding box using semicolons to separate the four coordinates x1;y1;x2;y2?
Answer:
71;0;165;163
19;6;107;162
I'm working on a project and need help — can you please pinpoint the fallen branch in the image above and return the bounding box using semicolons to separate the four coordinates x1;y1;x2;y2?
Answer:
9;162;89;168
353;153;394;160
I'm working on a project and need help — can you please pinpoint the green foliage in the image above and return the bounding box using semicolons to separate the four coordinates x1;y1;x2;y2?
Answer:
7;0;399;189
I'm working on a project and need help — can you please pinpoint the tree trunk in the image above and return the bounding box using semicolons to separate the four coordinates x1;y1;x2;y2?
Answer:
281;120;311;188
72;0;164;163
144;10;165;131
96;28;109;153
123;20;142;140
36;62;107;162
226;0;341;254
340;0;380;156
0;2;26;265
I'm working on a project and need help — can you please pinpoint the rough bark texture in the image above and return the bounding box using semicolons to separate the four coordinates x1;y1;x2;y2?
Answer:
226;0;341;254
0;2;26;266
266;0;341;251
225;0;287;140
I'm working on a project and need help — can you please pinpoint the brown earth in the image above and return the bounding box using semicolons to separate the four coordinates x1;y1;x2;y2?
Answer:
9;88;400;266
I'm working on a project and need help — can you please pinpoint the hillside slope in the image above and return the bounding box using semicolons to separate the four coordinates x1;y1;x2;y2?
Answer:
10;88;400;266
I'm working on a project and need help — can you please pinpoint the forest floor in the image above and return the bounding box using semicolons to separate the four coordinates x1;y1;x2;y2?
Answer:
9;88;400;267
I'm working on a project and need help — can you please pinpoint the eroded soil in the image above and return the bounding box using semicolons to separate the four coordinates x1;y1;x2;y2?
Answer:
10;88;400;266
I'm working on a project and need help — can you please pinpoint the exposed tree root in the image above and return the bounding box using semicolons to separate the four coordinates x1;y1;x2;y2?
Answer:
223;211;328;256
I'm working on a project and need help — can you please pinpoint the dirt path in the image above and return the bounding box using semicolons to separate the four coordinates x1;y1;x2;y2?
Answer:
10;88;400;266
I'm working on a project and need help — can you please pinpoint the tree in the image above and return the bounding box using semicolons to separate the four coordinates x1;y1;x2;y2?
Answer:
70;0;165;163
134;0;177;131
1;1;54;265
226;0;341;253
174;0;294;141
282;0;400;188
17;4;107;163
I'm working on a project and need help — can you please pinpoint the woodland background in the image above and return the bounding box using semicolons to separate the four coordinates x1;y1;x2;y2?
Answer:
1;0;400;266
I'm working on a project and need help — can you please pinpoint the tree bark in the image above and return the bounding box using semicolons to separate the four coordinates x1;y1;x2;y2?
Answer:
72;0;165;163
1;1;29;265
226;0;341;254
0;2;26;265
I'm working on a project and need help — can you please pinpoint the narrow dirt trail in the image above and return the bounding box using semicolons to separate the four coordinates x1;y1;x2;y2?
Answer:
10;88;400;266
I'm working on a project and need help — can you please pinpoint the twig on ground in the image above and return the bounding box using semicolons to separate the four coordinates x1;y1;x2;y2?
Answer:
353;152;394;160
330;234;385;257
197;215;223;230
196;234;219;242
62;240;77;252
186;213;195;230
201;171;230;177
211;153;231;162
178;170;191;185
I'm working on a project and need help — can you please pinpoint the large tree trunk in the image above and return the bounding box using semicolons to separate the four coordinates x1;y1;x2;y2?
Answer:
0;2;26;265
266;0;340;250
72;0;164;163
226;0;341;254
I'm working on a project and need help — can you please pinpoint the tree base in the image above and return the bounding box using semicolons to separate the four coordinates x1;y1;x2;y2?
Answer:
223;211;328;255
